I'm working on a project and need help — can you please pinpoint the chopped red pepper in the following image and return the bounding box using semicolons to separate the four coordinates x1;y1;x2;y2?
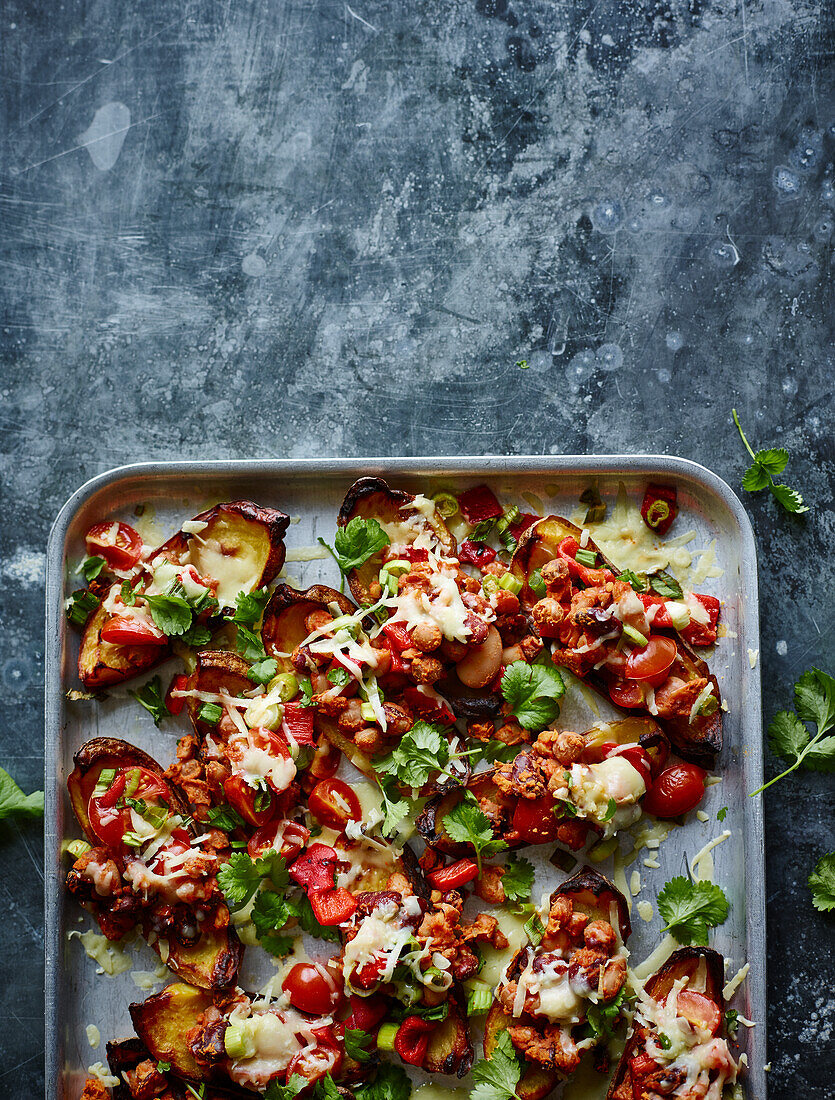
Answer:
557;537;615;587
382;622;413;652
630;1051;659;1080
310;887;358;926
282;701;315;745
164;674;189;717
457;485;503;525
351;957;386;990
401;686;456;726
641;484;678;536
509;512;540;540
639;593;720;646
400;546;429;562
427;858;480;891
288;843;338;892
458;539;497;567
394;1016;435;1066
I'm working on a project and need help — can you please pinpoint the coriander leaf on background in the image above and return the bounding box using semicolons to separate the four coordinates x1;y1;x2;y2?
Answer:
265;1073;307;1100
657;877;729;945
500;856;535;902
753;447;789;475
794;668;835;734
768;711;810;760
0;767;44;820
732;409;809;514
471;1029;523;1100
235;624;267;661
769;483;809;514
808;853;835;912
248;657;278;685
143;593;193;636
501;661;564;731
128;676;168;727
259;932;296;957
753;666;835;795
805;737;835;772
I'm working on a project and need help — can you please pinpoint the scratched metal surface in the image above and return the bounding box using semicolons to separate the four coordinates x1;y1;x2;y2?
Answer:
1;0;833;1096
45;458;763;1100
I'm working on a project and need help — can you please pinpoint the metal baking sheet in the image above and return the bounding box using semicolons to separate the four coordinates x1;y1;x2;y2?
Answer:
45;456;765;1100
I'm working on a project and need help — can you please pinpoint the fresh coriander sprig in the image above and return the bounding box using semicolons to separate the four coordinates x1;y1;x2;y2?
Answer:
442;793;507;872
471;1029;524;1100
318;517;390;591
808;852;835;912
732;409;809;514
751;667;835;796
501;660;565;731
657;876;730;945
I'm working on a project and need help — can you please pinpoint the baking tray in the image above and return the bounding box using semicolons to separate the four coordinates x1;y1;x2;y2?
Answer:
45;456;765;1100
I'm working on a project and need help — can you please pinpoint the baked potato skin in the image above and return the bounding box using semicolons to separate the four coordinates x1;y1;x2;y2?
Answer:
511;514;722;765
66;737;243;990
77;601;170;690
606;947;726;1100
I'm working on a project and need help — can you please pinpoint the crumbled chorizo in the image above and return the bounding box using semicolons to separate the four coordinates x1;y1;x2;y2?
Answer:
461;913;508;948
474;864;507;904
411;621;443;652
410;655;445;684
654;676;709;718
304;609;333;632
583;918;616;955
532;598;565;638
540;558;572;602
80;1080;112;1100
122;1059;168;1100
466;719;495;742
507;1024;580;1074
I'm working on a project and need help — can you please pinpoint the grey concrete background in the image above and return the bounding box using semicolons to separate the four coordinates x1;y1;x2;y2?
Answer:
1;0;833;1095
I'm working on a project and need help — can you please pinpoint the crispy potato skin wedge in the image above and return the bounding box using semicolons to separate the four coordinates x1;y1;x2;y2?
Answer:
486;867;630;1096
511;514;722;765
336;477;456;605
185;649;253;736
78;600;170;690
130;983;217;1083
422;994;474;1077
67;737;242;990
107;1038;249;1100
607;948;725;1100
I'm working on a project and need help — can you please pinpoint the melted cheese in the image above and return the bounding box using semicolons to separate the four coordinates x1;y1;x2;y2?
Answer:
185;534;260;608
384;567;478;643
228;729;297;793
68;929;133;976
226;1004;332;1088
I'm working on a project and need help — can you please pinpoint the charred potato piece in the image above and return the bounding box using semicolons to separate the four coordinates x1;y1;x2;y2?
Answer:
129;983;218;1084
422;994;474;1078
107;1038;248;1100
153;500;290;610
607;948;726;1100
185;649;252;736
511;514;722;765
336;477;456;605
77;599;170;690
67;738;243;990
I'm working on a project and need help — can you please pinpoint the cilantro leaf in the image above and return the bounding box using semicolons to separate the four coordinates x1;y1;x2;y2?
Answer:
352;1063;412;1100
0;767;44;820
313;1076;341;1100
180;621;212;647
128;676;168;727
501;661;564;731
217;851;287;910
248;657;278;685
808;852;835;912
297;676;314;707
657;876;730;945
251;890;298;938
81;556;105;582
206;804;247;832
500;855;535;903
295;895;342;942
228;588;270;627
585;988;629;1041
443;793;507;870
328;517;391;577
265;1073;307;1100
373;719;449;787
648;570;683;599
235;624;267;662
472;1029;523;1100
717;807;728;822
120;579;138;606
327;667;351;687
378;778;412;838
344;1028;373;1063
259;932;296;957
733;410;809;514
753;666;835;795
143;593;193;636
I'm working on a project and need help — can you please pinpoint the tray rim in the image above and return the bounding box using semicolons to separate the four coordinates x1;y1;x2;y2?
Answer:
44;454;765;1099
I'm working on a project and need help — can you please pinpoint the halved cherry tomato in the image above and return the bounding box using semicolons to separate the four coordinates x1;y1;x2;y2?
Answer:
352;956;386;990
394;1016;434;1066
309;737;341;780
630;1051;659;1079
427;858;479;891
400;546;429;562
248;819;310;861
308;779;362;830
641;484;678;537
289;844;339;892
282;962;344;1015
557;537;615;587
674;989;722;1035
642;763;706;818
681;595;721;647
457;484;503;524
87;766;169;848
286;1026;343;1084
607;678;646;709
382;623;413;652
85;522;144;571
458;540;497;567
100;615;167;647
345;993;388;1031
604;744;653;788
310;887;358;926
150;827;192;873
282;701;315;746
624;636;678;685
511;792;565;844
223;775;275;828
165;674;189;717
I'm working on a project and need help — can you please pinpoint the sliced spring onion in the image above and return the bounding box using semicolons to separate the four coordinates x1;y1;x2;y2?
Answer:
268;672;298;702
92;768;116;799
223;1025;256;1060
498;572;523;595
575;548;598;568
66;589;100;626
529;569;547;598
481;575;500;598
699;694;719;716
431;492;459;518
588;837;619;862
376;1023;399;1052
122;830;145;848
622;624;648;647
524;913;545;946
64;838;91;860
378;569;398;597
198;702;223;725
467;982;492;1015
124;768;141;798
360;701;377;722
385;558;412;577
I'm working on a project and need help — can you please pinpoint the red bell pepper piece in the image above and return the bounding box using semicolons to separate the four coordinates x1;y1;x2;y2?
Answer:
557;537;614;587
164;674;189;717
458;539;497;567
288;844;338;892
310;887;358;926
457;485;503;525
509;512;540;540
680;594;720;646
400;546;428;562
382;622;413;652
394;1017;435;1066
282;701;315;745
401;686;456;726
346;993;388;1031
427;858;479;891
641;484;678;536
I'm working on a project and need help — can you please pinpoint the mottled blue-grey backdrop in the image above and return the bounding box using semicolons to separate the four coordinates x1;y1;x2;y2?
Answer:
1;0;833;1095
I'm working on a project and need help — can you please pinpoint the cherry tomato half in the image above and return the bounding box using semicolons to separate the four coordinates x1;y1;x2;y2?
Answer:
247;819;310;861
511;792;565;844
85;522;144;571
150;827;192;874
282;962;344;1015
308;779;362;830
223;775;275;828
607;678;646;709
286;1026;343;1084
100;615;167;647
87;766;169;848
624;636;678;684
642;763;706;818
308;737;341;781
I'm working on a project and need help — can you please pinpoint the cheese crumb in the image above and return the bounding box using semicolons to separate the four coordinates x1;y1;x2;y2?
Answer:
643;858;660;869
637;900;654;923
723;962;750;1001
85;1024;100;1049
630;870;642;896
87;1063;119;1088
747;648;759;669
696;810;710;822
